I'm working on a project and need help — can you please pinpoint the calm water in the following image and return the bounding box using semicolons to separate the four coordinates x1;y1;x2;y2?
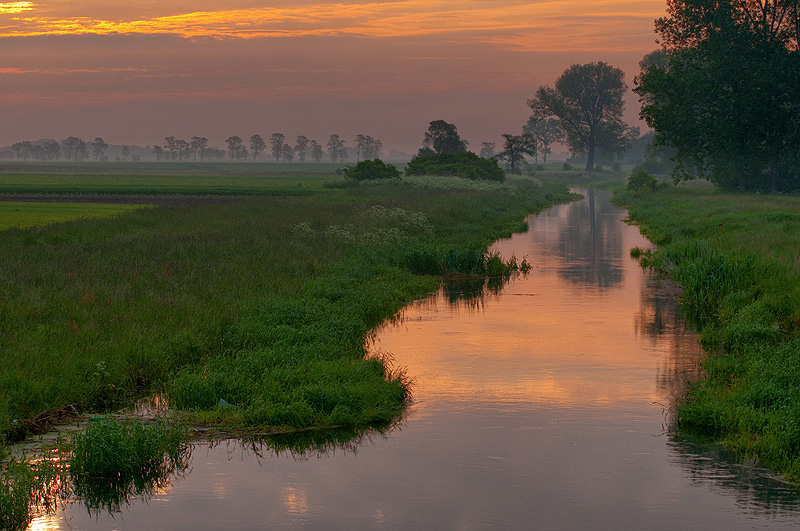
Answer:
33;189;800;530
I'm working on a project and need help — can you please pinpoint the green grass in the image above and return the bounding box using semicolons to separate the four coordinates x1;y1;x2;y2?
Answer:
0;162;346;196
0;201;145;231
0;171;571;439
616;181;800;481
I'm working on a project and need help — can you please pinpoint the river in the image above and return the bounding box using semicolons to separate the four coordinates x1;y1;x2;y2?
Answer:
31;189;800;530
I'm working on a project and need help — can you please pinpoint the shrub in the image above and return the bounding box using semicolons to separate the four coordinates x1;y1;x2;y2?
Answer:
404;152;505;182
627;168;658;192
342;159;401;181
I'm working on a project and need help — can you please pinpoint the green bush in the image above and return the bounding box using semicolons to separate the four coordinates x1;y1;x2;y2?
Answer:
342;159;401;181
404;152;505;182
627;168;658;192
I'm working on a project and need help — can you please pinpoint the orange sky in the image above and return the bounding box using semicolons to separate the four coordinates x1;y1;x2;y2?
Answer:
0;1;666;152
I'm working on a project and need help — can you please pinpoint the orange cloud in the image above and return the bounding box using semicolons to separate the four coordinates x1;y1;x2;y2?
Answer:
0;2;34;14
0;1;665;52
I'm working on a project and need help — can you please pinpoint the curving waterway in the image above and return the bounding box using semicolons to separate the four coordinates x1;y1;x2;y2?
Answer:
33;189;800;530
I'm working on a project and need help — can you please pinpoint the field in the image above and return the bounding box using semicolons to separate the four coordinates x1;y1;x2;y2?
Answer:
0;202;145;231
0;163;575;442
614;179;800;481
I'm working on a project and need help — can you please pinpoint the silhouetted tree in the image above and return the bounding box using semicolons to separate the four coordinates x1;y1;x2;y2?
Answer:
270;133;285;162
226;136;244;162
524;117;561;163
190;136;208;162
42;140;60;161
479;142;496;158
250;134;266;162
421;120;468;155
327;134;347;162
164;136;178;161
496;133;536;174
92;137;108;161
529;62;629;171
152;145;164;161
176;139;191;161
282;143;294;162
310;140;324;162
294;135;310;162
61;136;83;161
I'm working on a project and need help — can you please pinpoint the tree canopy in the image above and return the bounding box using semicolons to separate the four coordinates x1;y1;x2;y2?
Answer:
528;62;630;172
636;0;800;191
420;120;469;155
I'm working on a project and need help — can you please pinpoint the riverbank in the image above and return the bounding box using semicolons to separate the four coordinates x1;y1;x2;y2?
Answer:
614;179;800;481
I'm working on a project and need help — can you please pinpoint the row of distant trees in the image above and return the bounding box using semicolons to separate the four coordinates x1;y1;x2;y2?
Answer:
3;133;384;164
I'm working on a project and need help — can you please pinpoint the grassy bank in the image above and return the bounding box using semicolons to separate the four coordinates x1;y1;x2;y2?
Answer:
616;181;800;480
0;173;571;439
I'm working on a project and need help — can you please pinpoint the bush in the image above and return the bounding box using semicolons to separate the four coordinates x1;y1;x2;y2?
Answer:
404;152;505;182
627;168;658;192
342;159;401;181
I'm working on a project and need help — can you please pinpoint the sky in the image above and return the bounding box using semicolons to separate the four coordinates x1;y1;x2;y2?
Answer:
0;1;667;154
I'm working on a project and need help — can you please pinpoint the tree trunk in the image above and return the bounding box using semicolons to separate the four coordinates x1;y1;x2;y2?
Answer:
585;140;595;172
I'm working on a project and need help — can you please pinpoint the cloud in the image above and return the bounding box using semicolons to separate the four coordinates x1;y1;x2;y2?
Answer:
0;1;34;14
0;1;664;52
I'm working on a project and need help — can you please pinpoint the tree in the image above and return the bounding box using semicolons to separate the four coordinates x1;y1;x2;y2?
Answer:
294;135;310;162
528;62;630;171
524;117;561;163
61;136;83;161
92;137;108;161
250;134;266;162
635;0;800;191
421;120;468;154
327;134;346;162
226;136;243;162
152;145;164;162
120;145;130;161
42;140;60;161
176;139;190;162
190;136;208;162
269;133;285;162
496;133;536;174
310;140;324;163
164;136;178;161
75;139;88;161
479;142;496;159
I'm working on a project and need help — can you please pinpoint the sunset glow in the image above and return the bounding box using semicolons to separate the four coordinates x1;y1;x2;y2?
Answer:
0;0;667;151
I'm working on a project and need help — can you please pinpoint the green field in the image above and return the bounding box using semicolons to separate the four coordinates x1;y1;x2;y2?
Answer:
0;162;351;196
0;166;572;444
0;202;146;231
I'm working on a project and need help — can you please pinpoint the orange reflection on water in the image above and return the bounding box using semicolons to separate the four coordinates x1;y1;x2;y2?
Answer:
374;191;703;416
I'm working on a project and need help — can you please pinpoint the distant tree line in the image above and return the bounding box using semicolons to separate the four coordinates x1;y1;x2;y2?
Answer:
1;133;384;163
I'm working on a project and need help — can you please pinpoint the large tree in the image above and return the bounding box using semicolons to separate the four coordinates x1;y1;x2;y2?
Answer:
327;134;347;162
528;62;629;171
190;136;208;162
226;135;243;162
420;120;468;155
636;0;800;191
294;135;310;162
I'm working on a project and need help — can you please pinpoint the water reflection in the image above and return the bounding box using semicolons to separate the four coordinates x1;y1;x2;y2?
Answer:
669;432;800;513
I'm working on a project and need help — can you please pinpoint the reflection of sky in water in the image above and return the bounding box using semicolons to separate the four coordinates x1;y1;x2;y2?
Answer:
34;190;800;530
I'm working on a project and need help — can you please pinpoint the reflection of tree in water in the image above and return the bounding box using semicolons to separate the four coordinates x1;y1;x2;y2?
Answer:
669;432;800;513
634;273;704;413
556;189;624;288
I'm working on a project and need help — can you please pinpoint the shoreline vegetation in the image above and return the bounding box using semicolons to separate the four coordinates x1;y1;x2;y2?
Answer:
0;163;575;528
613;179;800;483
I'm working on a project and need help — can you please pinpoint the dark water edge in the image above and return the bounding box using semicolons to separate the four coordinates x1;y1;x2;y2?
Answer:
30;188;800;530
